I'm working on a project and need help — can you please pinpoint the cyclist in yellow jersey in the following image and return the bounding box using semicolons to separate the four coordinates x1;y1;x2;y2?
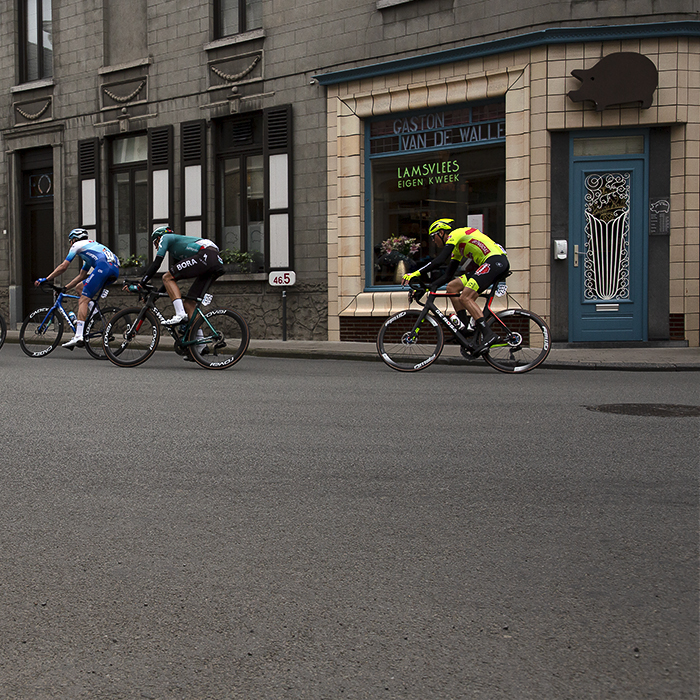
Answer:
402;218;509;355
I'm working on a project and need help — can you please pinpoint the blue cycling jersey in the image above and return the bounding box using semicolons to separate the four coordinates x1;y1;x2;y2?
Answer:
66;240;120;272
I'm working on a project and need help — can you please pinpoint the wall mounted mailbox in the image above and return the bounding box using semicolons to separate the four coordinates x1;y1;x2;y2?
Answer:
553;239;568;260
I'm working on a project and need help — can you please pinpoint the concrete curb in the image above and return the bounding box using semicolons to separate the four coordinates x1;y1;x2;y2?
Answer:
4;331;699;371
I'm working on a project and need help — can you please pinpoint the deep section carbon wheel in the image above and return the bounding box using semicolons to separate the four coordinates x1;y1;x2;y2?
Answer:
84;307;119;360
483;309;551;373
19;308;63;357
103;307;160;368
376;310;444;372
188;309;249;369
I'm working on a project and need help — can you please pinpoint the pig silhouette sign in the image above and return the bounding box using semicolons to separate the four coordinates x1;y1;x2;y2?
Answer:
568;52;658;111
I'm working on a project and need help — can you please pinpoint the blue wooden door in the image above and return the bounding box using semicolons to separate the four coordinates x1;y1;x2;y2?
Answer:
569;159;647;342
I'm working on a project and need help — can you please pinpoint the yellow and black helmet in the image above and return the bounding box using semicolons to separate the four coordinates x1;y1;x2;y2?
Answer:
428;218;454;237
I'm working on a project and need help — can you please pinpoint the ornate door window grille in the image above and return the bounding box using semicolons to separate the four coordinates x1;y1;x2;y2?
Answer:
583;172;631;301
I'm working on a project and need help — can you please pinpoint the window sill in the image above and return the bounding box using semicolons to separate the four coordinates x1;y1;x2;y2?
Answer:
217;272;268;282
99;57;153;75
204;29;265;52
11;79;54;94
377;0;414;7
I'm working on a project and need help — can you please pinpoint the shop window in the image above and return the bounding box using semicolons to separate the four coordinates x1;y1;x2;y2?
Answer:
109;135;149;264
20;0;53;82
215;0;262;37
369;103;506;287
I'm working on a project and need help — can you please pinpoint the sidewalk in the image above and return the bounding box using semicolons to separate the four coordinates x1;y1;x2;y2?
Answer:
246;338;700;371
4;330;699;370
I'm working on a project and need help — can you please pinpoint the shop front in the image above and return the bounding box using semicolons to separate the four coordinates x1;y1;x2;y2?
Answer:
317;24;699;347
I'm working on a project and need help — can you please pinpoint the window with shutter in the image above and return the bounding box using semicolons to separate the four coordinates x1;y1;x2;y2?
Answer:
78;139;99;238
181;121;206;239
214;106;292;273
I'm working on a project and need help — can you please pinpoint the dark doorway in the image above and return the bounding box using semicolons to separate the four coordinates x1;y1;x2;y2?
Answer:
21;148;54;316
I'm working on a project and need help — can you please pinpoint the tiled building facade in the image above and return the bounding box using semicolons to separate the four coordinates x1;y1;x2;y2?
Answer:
1;2;699;345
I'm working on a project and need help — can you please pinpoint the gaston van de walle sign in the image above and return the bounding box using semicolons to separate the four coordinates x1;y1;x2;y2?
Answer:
370;105;506;157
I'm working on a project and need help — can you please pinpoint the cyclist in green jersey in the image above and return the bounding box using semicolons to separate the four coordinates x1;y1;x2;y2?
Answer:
402;218;509;355
140;226;224;326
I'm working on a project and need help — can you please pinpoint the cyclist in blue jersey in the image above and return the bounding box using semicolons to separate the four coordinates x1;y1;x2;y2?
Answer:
35;228;120;349
139;226;224;326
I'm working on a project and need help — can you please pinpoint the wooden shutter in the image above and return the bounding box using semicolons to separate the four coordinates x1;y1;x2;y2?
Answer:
181;120;207;238
264;105;293;270
78;138;100;239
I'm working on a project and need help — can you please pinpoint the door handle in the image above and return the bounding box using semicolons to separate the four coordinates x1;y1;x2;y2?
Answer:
573;244;585;267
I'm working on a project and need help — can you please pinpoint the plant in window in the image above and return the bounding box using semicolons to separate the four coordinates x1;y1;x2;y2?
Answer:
220;248;256;271
379;235;419;260
380;235;420;257
119;253;146;269
377;235;420;283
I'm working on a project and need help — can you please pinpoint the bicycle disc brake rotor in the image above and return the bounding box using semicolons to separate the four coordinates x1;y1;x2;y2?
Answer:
505;332;523;348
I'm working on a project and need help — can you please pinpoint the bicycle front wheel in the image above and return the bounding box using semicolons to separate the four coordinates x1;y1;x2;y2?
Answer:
0;313;6;351
377;310;444;372
188;309;249;369
84;307;119;360
19;308;64;357
483;309;551;374
103;307;160;367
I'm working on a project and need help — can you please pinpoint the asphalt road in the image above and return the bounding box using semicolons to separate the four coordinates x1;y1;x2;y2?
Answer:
0;343;697;699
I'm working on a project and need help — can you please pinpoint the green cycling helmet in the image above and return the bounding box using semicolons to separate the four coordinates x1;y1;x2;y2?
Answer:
151;225;173;245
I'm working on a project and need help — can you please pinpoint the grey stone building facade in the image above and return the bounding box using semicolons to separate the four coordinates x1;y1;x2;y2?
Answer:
1;1;699;345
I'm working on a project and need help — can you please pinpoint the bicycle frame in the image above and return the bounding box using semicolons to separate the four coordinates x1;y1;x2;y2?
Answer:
125;285;219;351
35;290;81;335
409;276;513;351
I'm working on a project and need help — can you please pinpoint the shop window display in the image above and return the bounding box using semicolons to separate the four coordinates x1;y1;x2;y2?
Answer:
368;104;506;288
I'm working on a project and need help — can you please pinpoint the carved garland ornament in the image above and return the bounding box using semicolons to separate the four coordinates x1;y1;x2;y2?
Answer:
210;55;261;83
15;99;52;120
103;79;147;103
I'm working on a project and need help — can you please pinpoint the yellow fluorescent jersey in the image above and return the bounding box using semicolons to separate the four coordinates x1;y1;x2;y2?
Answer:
446;228;507;267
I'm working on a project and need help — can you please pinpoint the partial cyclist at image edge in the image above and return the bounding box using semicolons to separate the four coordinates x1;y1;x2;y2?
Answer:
35;228;120;349
140;226;224;326
402;218;509;355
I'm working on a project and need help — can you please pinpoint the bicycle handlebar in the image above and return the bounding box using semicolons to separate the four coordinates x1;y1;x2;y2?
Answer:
39;281;69;295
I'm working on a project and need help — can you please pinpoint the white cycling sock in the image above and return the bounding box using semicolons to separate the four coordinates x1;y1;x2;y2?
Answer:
173;298;186;317
75;320;85;338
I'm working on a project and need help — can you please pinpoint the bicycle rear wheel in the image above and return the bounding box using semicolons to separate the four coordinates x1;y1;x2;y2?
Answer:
84;307;118;360
103;307;160;367
188;309;249;369
0;313;6;351
483;309;551;373
19;308;64;357
376;310;444;372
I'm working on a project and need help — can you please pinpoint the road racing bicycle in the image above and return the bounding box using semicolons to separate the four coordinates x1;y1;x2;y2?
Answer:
19;282;117;359
376;272;551;374
103;280;249;369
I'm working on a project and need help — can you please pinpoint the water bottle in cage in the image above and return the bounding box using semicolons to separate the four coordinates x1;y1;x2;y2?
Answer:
495;281;508;297
448;313;465;330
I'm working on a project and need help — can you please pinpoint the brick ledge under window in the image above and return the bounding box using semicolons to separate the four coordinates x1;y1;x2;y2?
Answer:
11;79;54;94
204;29;265;52
377;0;415;8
